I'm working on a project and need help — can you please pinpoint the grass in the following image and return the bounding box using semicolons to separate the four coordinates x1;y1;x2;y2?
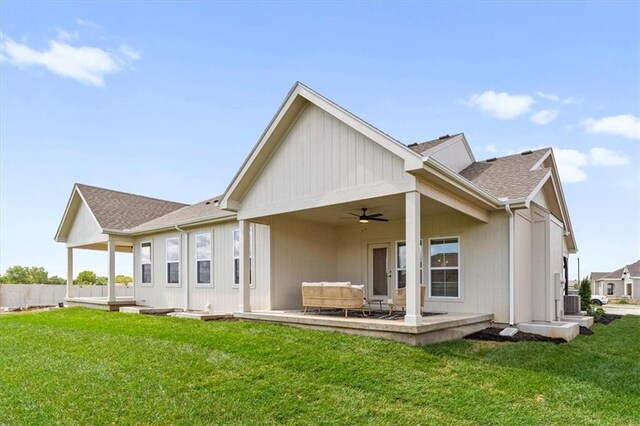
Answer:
1;309;638;425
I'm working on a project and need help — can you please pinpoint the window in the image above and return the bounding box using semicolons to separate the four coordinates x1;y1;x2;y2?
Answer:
607;283;614;296
429;237;460;298
196;233;212;285
396;241;422;289
141;242;152;284
233;227;252;286
166;237;180;285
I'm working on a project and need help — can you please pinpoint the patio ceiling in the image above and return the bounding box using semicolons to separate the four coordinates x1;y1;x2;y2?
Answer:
276;193;458;226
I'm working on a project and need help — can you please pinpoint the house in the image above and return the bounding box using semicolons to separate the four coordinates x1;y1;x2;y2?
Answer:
55;82;579;344
591;260;640;299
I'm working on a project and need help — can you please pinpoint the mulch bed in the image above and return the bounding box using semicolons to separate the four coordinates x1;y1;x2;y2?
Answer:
464;327;567;344
595;314;623;325
579;326;594;335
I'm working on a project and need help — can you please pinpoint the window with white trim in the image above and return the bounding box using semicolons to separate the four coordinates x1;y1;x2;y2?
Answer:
233;227;252;286
196;233;212;285
396;240;422;289
141;242;152;284
607;283;614;296
429;237;460;298
166;237;180;285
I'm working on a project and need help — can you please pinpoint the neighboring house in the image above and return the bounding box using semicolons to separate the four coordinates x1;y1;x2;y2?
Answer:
55;82;577;329
591;260;640;299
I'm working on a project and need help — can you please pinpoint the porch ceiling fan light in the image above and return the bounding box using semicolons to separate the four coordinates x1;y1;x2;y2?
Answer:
359;218;369;224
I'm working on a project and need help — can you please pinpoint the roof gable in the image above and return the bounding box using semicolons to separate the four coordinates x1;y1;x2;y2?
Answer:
220;82;423;211
55;184;187;241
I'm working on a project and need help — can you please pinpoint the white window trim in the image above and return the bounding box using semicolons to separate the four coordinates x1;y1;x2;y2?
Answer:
232;229;240;288
427;235;462;301
195;231;213;287
395;239;423;289
232;226;255;289
140;241;153;287
166;236;181;287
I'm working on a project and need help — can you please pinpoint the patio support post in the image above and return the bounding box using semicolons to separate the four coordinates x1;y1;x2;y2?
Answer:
238;220;251;312
66;247;74;299
404;191;423;326
107;238;116;302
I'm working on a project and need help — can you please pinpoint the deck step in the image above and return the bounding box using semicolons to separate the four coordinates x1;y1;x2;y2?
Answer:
517;321;579;341
120;306;176;315
168;311;233;321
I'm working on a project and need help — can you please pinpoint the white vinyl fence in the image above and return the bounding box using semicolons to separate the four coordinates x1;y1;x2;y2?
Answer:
0;284;133;308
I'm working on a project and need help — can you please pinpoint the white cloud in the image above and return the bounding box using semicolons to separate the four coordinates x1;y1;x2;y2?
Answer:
589;147;630;166
56;29;78;42
76;19;101;29
530;109;560;125
119;44;140;61
581;114;640;140
485;144;497;153
536;91;560;102
553;148;589;183
552;146;632;184
466;91;534;120
562;96;578;105
0;33;139;87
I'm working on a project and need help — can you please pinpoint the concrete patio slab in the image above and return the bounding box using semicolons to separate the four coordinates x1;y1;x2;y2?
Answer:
517;321;579;341
120;306;176;315
168;311;233;321
561;315;594;328
65;297;136;311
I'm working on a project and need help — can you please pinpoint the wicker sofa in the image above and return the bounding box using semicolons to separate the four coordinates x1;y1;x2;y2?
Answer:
301;282;366;317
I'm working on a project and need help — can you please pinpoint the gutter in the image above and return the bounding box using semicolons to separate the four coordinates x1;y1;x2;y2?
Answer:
175;225;189;311
501;199;516;326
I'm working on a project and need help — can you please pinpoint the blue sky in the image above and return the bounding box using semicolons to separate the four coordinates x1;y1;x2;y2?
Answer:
1;2;638;280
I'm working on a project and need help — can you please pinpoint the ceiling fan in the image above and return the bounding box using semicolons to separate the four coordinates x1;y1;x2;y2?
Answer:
348;208;389;223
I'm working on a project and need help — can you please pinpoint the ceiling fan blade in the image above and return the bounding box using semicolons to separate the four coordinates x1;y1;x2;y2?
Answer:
367;213;384;218
369;217;389;222
348;213;360;217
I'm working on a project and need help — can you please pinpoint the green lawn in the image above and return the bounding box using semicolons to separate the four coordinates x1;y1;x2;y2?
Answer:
1;309;638;425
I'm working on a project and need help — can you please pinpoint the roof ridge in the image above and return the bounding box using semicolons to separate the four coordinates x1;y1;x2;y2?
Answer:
476;148;550;163
75;183;188;206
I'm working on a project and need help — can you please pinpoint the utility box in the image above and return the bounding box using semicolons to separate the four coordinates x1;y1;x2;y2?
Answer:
564;295;581;314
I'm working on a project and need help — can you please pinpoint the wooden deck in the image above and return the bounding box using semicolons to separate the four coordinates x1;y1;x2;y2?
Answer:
65;297;137;311
235;310;494;346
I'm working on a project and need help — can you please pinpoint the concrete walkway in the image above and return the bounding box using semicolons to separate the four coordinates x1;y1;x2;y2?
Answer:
604;304;640;316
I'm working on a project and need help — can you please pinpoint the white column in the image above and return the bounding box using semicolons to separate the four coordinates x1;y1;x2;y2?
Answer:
404;191;422;326
66;247;74;299
107;239;116;302
238;220;251;312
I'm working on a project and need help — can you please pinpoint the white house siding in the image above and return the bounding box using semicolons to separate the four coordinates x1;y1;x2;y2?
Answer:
66;201;104;247
133;221;270;312
549;217;565;319
269;215;338;310
240;102;415;219
265;209;510;320
428;140;474;173
514;210;533;324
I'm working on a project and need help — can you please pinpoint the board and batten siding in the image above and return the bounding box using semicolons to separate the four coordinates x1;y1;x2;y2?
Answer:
269;215;338;310
240;102;415;218
514;210;534;324
66;201;104;247
427;140;474;173
133;221;270;313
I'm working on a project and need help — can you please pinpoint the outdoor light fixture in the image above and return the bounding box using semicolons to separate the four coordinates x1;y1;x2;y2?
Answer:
359;218;369;224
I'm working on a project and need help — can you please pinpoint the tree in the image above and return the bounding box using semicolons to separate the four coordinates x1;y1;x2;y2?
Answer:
47;275;67;285
115;275;133;285
579;277;592;311
1;265;49;284
75;270;99;285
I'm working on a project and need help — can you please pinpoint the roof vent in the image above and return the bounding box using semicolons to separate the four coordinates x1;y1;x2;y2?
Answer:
213;199;220;206
205;201;211;205
438;134;451;140
486;157;497;162
521;150;533;155
407;142;418;147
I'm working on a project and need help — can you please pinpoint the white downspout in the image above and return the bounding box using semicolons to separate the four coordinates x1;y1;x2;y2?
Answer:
175;225;189;311
504;203;515;326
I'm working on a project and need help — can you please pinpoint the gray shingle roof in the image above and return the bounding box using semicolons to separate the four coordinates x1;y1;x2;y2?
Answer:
459;149;550;200
590;272;609;282
408;133;461;155
76;184;188;231
130;196;232;233
598;260;640;280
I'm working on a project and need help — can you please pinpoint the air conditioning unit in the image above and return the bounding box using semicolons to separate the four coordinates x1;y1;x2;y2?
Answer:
564;295;581;314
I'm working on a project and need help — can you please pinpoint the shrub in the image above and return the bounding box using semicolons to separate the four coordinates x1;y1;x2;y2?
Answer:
618;297;629;305
579;277;592;311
